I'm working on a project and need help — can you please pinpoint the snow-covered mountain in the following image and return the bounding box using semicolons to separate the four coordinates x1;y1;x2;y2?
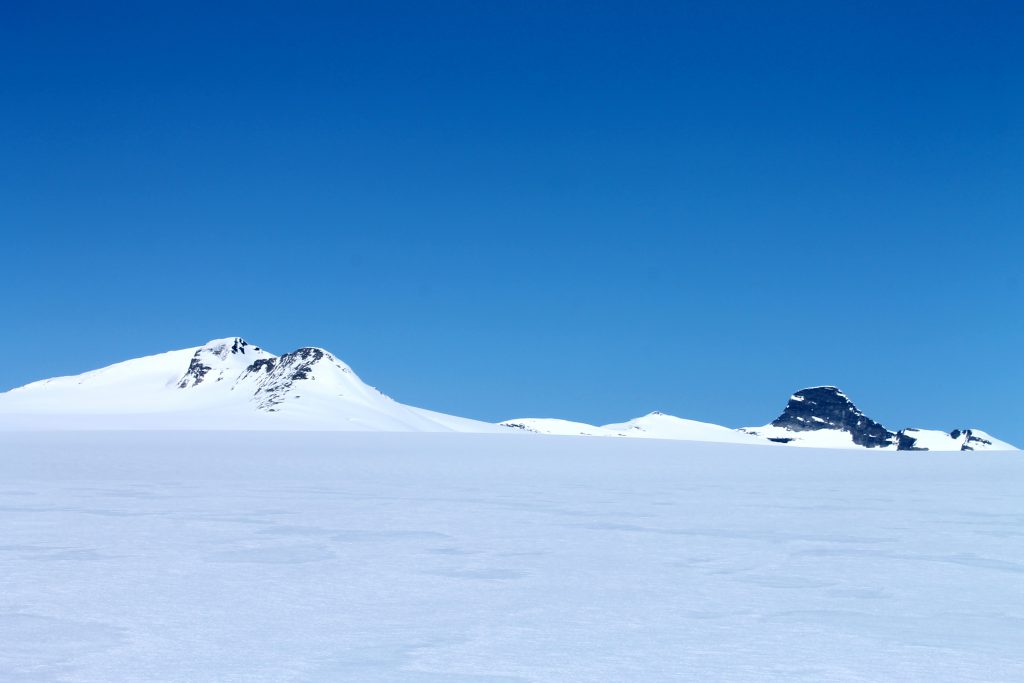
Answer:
740;386;1017;451
1;341;1016;450
503;386;1016;451
502;413;770;445
601;412;771;444
739;386;896;449
500;418;622;437
0;337;500;432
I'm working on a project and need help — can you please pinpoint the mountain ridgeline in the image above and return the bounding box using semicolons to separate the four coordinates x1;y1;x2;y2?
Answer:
0;338;1016;451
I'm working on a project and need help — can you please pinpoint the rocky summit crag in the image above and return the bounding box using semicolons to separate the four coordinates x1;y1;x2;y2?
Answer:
769;386;896;448
742;386;1008;451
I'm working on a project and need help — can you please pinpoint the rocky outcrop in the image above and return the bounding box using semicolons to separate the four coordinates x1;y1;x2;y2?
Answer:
768;386;896;448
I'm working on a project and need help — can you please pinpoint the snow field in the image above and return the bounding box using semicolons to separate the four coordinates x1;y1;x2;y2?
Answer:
1;431;1022;681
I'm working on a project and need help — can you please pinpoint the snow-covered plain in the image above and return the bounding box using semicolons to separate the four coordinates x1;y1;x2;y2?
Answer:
2;431;1023;682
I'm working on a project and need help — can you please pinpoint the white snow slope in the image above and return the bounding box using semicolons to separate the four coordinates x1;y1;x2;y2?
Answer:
739;423;871;450
0;337;501;433
500;417;621;437
501;412;774;444
603;411;773;444
898;427;1017;452
2;431;1024;682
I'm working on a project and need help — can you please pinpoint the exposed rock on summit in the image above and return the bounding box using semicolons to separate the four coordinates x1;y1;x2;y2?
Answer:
769;386;896;449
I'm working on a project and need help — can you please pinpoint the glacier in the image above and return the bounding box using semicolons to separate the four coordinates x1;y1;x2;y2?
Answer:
1;430;1023;682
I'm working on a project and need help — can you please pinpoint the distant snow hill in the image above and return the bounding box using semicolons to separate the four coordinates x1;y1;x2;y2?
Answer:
500;413;769;445
0;337;500;432
0;339;1017;450
504;386;1017;452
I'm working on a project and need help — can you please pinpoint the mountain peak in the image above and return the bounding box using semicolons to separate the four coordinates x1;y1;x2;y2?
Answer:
203;337;261;356
277;347;354;377
769;386;895;448
241;346;369;412
178;337;272;389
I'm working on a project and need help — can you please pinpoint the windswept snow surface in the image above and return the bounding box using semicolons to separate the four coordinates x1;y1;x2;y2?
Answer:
2;431;1024;682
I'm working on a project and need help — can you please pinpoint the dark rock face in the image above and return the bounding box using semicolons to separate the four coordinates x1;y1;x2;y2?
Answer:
895;430;927;451
177;355;213;388
952;429;993;451
767;388;1001;451
770;386;897;449
250;348;331;411
244;358;277;375
277;348;325;381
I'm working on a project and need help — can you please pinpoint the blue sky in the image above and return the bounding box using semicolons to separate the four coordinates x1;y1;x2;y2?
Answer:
3;1;1022;441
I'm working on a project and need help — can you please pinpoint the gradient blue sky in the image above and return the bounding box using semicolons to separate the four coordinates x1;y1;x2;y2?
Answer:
3;1;1022;441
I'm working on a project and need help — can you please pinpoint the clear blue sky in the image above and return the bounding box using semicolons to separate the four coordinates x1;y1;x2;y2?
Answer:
3;2;1022;441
